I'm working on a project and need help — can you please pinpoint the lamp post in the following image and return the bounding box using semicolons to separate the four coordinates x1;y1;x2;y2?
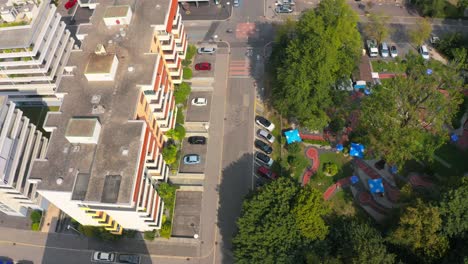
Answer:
67;224;82;236
190;223;198;239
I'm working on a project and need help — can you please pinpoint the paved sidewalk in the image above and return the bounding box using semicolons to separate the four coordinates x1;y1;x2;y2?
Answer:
41;203;60;233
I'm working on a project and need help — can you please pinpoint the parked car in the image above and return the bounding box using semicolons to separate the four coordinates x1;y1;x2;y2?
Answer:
390;45;398;58
191;97;207;106
257;166;278;180
380;42;389;58
92;252;115;262
195;62;211;71
197;47;216;54
188;136;206;145
430;34;440;45
255;139;273;154
255;151;274;167
282;0;295;5
183;154;200;165
257;129;275;143
233;0;239;6
118;254;141;264
275;4;293;13
255;116;275;131
419;45;430;60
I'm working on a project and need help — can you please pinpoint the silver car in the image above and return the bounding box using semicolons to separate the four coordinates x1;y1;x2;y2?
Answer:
257;129;275;143
197;47;216;54
183;154;200;165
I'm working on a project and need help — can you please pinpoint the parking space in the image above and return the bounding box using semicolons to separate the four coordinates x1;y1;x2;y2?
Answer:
171;191;202;237
193;54;216;79
179;138;208;173
186;91;212;122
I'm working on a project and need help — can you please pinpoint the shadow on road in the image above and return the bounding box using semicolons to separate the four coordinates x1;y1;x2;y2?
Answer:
217;153;254;264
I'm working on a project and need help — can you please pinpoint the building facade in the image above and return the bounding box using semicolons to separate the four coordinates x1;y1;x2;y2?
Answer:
29;0;187;233
0;0;74;106
0;95;49;216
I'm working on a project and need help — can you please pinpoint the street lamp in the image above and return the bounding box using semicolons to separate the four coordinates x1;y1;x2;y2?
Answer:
190;223;198;239
67;224;81;236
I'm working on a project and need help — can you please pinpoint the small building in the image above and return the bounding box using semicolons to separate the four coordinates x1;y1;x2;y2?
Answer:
103;5;132;26
84;53;119;81
65;118;101;144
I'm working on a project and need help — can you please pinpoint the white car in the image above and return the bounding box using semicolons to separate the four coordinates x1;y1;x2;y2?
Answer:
419;45;430;60
191;97;207;106
255;116;275;132
92;252;115;262
197;47;216;54
257;129;275;143
183;154;200;165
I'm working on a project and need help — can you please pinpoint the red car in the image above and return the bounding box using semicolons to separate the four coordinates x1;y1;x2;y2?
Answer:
257;166;278;180
195;62;211;71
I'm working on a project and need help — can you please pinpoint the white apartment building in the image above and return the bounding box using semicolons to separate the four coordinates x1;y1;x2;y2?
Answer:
0;95;48;216
0;0;75;106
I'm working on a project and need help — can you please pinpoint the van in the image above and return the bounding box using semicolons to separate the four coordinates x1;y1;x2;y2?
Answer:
380;42;389;58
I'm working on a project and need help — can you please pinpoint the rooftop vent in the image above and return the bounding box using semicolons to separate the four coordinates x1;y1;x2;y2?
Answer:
94;44;107;55
91;95;101;104
121;147;129;156
127;66;134;72
91;105;105;114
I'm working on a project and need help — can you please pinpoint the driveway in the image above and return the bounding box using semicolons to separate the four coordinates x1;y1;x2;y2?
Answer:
179;139;208;173
186;92;212;122
171;191;202;238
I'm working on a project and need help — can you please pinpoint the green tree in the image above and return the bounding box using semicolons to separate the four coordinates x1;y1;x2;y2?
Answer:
413;0;445;17
182;67;192;80
363;13;392;44
439;178;468;238
359;54;463;165
324;163;338;176
286;142;301;154
328;219;395;264
185;44;197;61
389;199;449;261
271;0;361;130
233;177;328;263
30;210;42;223
157;182;178;213
408;18;432;46
166;124;186;141
174;82;191;105
293;185;330;240
161;144;178;165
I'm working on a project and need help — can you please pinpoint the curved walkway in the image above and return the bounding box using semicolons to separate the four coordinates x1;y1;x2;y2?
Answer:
409;173;433;188
302;147;319;186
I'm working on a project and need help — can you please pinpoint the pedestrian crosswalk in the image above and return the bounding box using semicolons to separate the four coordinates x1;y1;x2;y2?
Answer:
229;59;251;78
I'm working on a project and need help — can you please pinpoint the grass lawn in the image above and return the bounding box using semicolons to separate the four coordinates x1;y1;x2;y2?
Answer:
371;59;407;73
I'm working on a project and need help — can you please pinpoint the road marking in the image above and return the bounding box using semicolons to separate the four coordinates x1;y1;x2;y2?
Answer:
229;59;250;78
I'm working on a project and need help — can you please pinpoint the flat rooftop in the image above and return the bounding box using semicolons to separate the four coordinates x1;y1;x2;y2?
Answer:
31;0;170;205
85;54;115;74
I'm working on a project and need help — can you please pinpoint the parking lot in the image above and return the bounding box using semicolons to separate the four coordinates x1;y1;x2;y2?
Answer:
192;53;216;79
171;191;202;238
186;92;212;122
178;137;208;173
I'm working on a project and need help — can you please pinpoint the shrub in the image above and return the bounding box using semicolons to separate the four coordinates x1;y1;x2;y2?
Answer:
144;230;156;241
30;210;42;223
31;222;40;231
182;59;192;67
183;67;192;80
174;82;191;105
176;107;185;124
286;142;301;154
167;124;186;141
329;117;345;133
78;225;98;237
324;162;338;176
160;221;172;239
185;44;197;61
302;139;330;146
162;144;178;165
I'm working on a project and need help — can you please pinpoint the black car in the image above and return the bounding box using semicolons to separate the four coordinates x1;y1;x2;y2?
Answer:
255;139;273;154
255;151;273;166
118;254;141;264
188;136;206;145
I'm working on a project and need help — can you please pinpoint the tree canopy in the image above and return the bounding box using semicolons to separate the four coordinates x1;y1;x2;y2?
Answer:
233;177;329;264
358;54;463;165
270;0;361;130
439;178;468;238
389;199;449;261
408;18;432;46
363;13;392;44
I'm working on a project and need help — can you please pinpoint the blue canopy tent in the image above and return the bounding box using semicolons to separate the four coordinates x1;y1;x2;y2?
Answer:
336;144;344;152
364;88;372;95
284;129;302;144
368;178;384;194
350;175;359;184
451;133;459;142
349;143;365;158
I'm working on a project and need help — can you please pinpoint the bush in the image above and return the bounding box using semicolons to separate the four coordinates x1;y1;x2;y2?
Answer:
286;142;301;154
157;182;179;213
176;107;185;124
324;162;338;176
31;222;40;231
183;67;192;80
160;221;172;239
174;82;191;105
329;117;345;133
144;230;156;241
30;210;42;223
167;124;186;141
78;225;98;237
186;44;197;61
302;139;330;146
162;144;178;165
123;229;137;238
182;59;192;67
